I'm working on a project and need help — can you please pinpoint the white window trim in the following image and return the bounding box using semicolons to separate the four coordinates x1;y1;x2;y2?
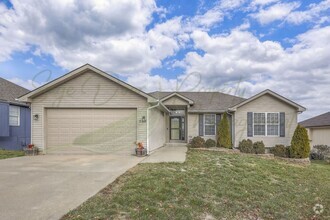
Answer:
9;105;20;127
253;112;280;137
204;114;216;136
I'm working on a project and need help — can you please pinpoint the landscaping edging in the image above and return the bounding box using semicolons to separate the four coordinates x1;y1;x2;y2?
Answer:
190;147;311;165
275;157;311;165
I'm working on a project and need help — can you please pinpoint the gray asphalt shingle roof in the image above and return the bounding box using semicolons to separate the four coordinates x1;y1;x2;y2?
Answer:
149;91;246;112
0;77;30;104
300;112;330;128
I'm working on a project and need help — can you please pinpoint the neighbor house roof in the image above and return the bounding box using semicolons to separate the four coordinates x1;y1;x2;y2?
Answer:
300;112;330;128
149;91;246;113
0;77;30;105
229;89;306;112
18;64;157;103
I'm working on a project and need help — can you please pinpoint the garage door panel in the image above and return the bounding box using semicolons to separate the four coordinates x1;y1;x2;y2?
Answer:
46;109;137;153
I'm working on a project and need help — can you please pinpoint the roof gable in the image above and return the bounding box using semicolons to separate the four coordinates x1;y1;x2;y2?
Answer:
18;64;156;102
149;91;246;112
0;77;29;104
230;89;306;112
300;112;330;128
160;92;194;105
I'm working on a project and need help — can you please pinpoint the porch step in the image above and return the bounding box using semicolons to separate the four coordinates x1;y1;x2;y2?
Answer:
164;143;188;148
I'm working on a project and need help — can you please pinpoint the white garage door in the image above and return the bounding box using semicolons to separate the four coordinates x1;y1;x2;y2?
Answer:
46;108;137;153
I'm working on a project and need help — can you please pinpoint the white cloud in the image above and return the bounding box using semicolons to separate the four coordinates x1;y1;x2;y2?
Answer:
251;0;279;6
0;0;166;74
252;2;300;24
176;26;330;120
24;58;34;65
219;0;246;10
286;0;330;25
8;77;42;90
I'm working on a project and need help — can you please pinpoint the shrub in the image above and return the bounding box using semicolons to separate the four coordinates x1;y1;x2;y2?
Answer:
217;113;232;148
290;125;310;158
270;145;289;157
253;141;265;154
190;136;205;148
310;145;330;160
239;139;253;153
205;139;216;148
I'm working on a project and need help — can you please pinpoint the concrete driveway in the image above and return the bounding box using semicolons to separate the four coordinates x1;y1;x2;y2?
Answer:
0;154;143;220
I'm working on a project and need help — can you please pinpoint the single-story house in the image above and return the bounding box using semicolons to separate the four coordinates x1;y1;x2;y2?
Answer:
0;78;31;150
300;112;330;146
18;64;306;154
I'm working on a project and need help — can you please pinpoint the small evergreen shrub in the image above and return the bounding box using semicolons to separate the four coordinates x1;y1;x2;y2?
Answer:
290;125;310;158
239;139;254;153
253;141;265;154
310;145;330;160
270;145;289;157
217;113;232;148
190;136;205;148
205;139;216;148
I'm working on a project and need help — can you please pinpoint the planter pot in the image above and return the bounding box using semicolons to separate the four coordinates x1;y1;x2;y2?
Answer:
135;148;147;157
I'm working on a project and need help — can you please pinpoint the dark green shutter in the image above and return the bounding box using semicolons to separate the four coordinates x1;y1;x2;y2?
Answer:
215;114;221;133
247;112;253;137
280;112;285;137
215;114;221;127
199;114;204;136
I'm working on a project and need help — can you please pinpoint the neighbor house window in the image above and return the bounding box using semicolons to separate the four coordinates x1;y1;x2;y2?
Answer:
204;114;216;135
9;105;20;126
253;112;279;136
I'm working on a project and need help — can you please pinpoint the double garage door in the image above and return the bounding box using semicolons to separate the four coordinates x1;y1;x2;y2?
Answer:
46;108;137;153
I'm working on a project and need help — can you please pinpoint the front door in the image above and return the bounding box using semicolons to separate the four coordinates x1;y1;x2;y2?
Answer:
170;116;185;141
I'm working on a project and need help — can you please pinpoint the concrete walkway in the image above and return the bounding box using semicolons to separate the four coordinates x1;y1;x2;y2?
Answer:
141;144;187;163
0;154;143;220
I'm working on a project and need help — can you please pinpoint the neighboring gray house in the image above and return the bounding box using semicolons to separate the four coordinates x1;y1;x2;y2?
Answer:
18;64;306;154
300;112;330;146
0;78;31;150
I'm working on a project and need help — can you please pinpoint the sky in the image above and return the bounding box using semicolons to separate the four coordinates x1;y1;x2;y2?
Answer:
0;0;329;121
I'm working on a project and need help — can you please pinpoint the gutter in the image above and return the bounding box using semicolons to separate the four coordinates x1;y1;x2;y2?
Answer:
146;101;169;154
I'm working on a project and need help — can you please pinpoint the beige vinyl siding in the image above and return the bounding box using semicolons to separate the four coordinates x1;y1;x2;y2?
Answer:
187;113;217;142
149;108;166;151
163;96;189;106
234;94;298;147
187;113;199;142
307;127;330;146
31;71;148;153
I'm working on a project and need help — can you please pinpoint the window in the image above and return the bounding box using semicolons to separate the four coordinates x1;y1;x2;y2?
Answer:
254;113;265;136
267;113;279;136
253;112;279;136
9;105;20;126
204;114;216;135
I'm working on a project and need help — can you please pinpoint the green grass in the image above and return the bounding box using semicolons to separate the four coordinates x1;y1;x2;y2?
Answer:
0;149;24;159
63;150;330;220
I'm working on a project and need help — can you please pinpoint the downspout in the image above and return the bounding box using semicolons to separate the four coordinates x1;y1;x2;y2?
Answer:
226;111;235;148
146;101;161;155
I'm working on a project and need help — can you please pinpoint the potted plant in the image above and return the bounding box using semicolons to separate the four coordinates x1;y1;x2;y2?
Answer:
135;141;147;157
24;144;39;156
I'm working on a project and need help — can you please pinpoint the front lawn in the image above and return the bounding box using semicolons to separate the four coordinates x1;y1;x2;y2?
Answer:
0;149;24;160
64;150;330;220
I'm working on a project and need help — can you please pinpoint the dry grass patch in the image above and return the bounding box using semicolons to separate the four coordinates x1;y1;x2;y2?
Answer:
63;150;330;220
